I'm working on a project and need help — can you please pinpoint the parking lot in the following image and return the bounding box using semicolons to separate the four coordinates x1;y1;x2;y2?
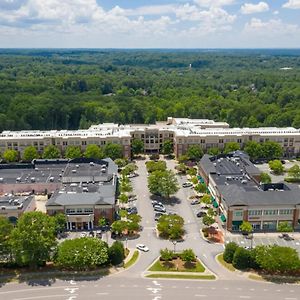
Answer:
225;233;300;253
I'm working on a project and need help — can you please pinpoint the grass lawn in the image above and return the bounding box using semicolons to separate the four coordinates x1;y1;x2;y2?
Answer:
124;250;139;269
149;258;205;273
216;254;236;272
146;274;215;280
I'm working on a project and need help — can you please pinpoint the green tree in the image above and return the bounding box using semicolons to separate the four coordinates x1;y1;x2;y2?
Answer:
194;183;207;193
146;160;167;173
148;170;179;199
187;167;197;176
232;247;253;270
53;213;66;234
277;221;293;233
207;208;215;217
224;142;240;154
65;146;82;159
260;172;271;184
0;216;13;259
103;143;123;160
201;194;211;205
3;149;18;162
108;241;125;265
207;147;221;156
115;158;128;168
111;220;128;235
186;145;204;161
176;163;188;174
10;212;57;268
162;140;173;156
202;215;215;226
42;145;61;159
177;155;189;164
223;242;238;263
239;221;252;234
244;141;263;161
261;141;283;161
119;193;128;206
98;217;107;227
23;146;39;161
254;245;300;274
157;215;184;240
181;249;196;263
269;159;284;175
160;248;174;261
131;139;144;156
84;144;103;159
122;163;138;175
288;164;300;179
56;237;109;270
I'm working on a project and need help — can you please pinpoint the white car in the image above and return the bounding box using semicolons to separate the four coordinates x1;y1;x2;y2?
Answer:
80;232;86;238
136;244;149;252
182;182;193;188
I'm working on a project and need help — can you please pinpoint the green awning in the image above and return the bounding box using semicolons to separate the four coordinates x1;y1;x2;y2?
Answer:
212;200;219;208
220;214;226;222
197;175;204;183
232;220;243;226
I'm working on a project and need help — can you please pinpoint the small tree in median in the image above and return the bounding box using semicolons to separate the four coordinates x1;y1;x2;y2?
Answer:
232;247;253;270
181;249;196;263
202;215;215;226
108;241;125;265
269;160;284;175
160;248;174;261
260;172;271;184
277;221;293;233
223;242;238;263
239;221;252;235
288;164;300;179
201;194;211;205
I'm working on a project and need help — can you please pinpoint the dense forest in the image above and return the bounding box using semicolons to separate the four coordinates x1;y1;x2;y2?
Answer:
0;49;300;131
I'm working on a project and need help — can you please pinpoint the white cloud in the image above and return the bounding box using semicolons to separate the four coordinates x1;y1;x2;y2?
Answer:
241;2;269;14
0;0;26;10
194;0;235;7
244;17;299;34
273;10;279;15
283;0;300;9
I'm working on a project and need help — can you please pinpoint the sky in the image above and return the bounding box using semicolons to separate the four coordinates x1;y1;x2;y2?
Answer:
0;0;300;48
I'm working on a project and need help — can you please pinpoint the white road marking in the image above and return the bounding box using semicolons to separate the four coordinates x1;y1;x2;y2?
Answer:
13;295;78;300
147;288;161;294
152;297;162;300
96;293;109;296
249;288;255;291
195;295;207;297
133;285;139;288
0;286;72;295
69;280;77;285
276;290;281;292
285;298;297;300
152;281;161;286
210;287;216;290
203;254;207;258
185;286;190;289
64;288;78;294
239;296;251;299
107;284;112;287
171;286;177;288
120;284;125;287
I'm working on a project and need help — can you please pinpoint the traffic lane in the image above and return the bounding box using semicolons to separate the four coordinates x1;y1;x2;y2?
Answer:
4;277;300;300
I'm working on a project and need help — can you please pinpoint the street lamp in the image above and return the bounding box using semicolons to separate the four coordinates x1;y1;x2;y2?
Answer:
171;240;177;253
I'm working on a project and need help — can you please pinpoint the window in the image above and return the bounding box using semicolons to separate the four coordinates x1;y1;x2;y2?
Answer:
201;139;205;144
84;208;93;213
279;209;293;215
76;208;83;213
66;208;75;214
248;210;262;216
263;209;278;215
219;139;223;144
234;211;243;217
82;141;87;145
237;139;242;143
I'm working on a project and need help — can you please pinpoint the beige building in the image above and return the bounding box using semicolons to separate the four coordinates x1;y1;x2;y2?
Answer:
1;117;300;158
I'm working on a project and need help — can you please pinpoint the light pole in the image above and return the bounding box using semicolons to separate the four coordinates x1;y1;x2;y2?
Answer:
172;240;177;253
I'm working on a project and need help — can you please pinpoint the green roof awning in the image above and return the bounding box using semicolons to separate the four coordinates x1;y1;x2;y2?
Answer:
213;200;219;208
220;214;226;222
197;175;204;183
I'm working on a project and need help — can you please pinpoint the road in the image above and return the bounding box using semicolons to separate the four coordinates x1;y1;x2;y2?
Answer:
2;158;300;299
1;276;300;300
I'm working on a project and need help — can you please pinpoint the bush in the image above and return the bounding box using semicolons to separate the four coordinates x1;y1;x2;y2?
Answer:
180;249;196;262
108;241;125;266
160;248;174;261
223;242;238;263
56;238;109;270
285;177;300;183
232;247;253;270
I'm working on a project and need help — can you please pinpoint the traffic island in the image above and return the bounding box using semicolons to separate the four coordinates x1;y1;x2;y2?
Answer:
124;250;139;269
145;252;216;280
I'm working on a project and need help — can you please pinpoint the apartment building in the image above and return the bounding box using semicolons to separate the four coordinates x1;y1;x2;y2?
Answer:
199;152;300;232
0;117;300;158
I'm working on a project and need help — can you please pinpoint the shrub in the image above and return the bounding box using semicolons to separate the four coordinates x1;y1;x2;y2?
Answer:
56;238;109;270
232;247;253;270
160;248;174;261
181;249;196;262
223;242;238;263
108;241;125;266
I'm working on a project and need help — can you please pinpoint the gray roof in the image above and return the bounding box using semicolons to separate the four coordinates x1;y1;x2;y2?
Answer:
200;154;216;174
218;183;300;207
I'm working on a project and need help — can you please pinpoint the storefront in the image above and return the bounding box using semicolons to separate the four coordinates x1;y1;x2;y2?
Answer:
66;214;94;231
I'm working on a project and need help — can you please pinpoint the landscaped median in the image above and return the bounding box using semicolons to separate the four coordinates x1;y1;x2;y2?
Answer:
144;248;216;280
124;250;139;269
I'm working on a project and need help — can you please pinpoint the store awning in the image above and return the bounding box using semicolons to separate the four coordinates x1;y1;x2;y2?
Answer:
212;200;219;208
220;214;226;222
197;175;204;183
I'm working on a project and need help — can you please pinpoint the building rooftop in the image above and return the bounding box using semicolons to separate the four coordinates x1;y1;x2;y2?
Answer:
200;151;300;207
0;194;34;211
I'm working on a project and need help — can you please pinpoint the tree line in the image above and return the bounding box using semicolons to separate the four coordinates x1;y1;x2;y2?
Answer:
0;49;300;132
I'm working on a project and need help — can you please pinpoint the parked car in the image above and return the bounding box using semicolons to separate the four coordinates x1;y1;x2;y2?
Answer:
151;200;163;207
80;232;86;238
128;194;137;202
182;182;193;188
279;233;294;241
136;244;149;252
89;231;95;237
196;211;207;218
190;199;200;205
154;212;165;221
154;205;166;213
128;172;139;178
127;206;138;214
